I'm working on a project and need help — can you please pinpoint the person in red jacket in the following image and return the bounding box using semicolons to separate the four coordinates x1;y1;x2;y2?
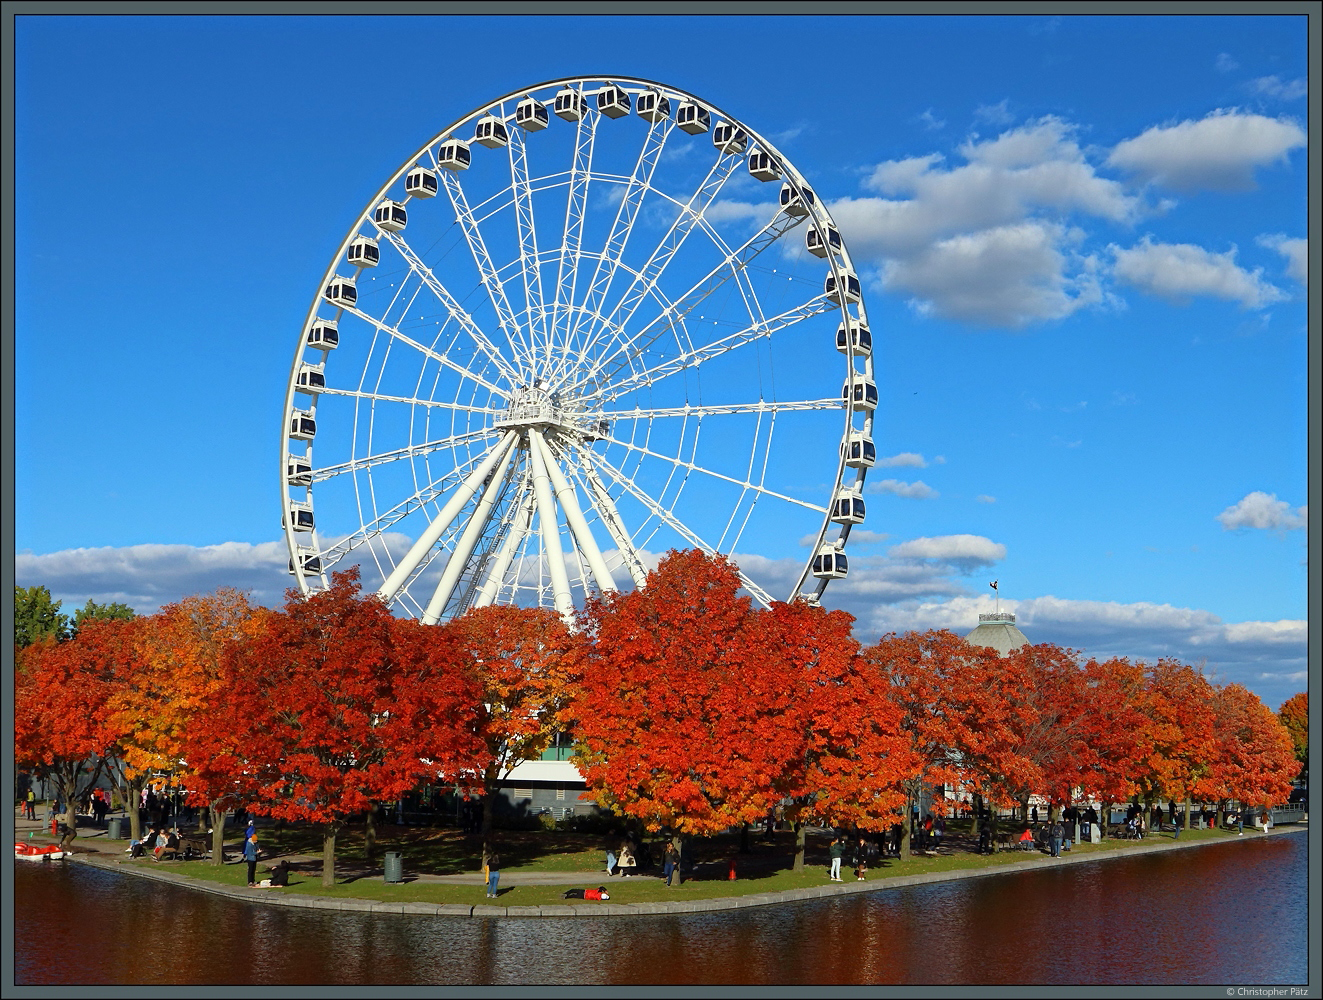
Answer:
562;887;611;900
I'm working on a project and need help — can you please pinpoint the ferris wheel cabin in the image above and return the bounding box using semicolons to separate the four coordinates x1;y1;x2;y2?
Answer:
807;225;843;258
405;166;439;198
373;200;408;232
516;97;550;131
437;138;472;171
713;122;748;155
825;269;861;305
554;88;585;121
286;501;315;532
676;102;710;134
288;547;322;576
289;409;317;441
637;90;671;123
346;236;379;268
748;150;781;182
307;319;339;351
779;182;815;216
842;431;876;469
831;487;866;525
836;319;872;357
842;374;878;412
474;116;509;149
297;362;326;394
324;274;357;308
812;544;849;579
596;84;631;118
286;452;312;487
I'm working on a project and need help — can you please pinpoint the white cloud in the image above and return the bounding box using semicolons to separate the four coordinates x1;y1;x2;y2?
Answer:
1107;109;1306;191
836;117;1133;328
705;199;778;226
1215;52;1239;73
1217;491;1307;532
877;452;928;468
846;530;890;546
1248;76;1307;101
917;109;945;131
1112;237;1286;309
868;479;939;499
1257;234;1307;286
888;534;1006;568
974;99;1014;126
976;495;996;504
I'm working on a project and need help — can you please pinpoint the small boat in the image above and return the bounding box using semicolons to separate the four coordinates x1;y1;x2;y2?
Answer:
15;843;70;862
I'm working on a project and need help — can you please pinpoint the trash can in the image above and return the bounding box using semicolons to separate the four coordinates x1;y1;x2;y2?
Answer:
107;816;123;840
384;851;403;883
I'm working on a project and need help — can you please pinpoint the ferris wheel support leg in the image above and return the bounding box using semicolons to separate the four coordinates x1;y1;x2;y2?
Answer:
421;441;519;624
531;429;618;595
579;463;649;588
528;430;575;621
472;490;535;609
377;431;518;604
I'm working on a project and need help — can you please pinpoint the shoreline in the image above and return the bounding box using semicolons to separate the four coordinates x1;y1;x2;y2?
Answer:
57;823;1306;919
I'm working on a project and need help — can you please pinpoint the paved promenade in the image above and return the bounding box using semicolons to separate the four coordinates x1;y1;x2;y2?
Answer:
15;809;1306;918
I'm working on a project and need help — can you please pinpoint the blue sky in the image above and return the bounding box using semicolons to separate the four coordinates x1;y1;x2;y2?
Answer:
14;14;1310;707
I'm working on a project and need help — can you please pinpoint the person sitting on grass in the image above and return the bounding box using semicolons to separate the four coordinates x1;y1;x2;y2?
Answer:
562;887;610;900
257;860;291;888
1018;828;1035;849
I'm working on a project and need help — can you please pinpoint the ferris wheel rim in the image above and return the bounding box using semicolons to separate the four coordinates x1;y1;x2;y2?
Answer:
281;75;874;614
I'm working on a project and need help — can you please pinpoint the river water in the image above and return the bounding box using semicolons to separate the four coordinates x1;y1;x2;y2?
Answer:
13;830;1307;985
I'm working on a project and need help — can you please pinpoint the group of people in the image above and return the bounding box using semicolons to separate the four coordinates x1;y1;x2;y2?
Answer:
827;835;872;881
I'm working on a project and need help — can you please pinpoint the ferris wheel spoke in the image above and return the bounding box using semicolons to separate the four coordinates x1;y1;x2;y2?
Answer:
597;433;827;514
582;449;775;606
507;127;550;371
577;150;744;371
421;432;521;623
377;229;522;387
531;429;618;594
309;427;497;483
549;105;600;379
472;473;536;608
551;440;649;588
596;293;835;404
559;209;808;397
600;397;843;421
439;170;535;380
564;116;676;370
342;303;509;399
378;430;519;602
318;385;501;415
528;429;575;618
313;447;494;568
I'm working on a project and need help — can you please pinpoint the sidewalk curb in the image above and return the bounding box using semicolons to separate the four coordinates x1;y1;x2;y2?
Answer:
59;824;1305;919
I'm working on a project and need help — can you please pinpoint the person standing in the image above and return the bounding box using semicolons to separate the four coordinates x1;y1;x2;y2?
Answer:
663;841;679;887
243;831;259;886
485;849;501;898
853;836;868;881
934;815;945;851
828;835;844;881
25;788;36;820
1049;819;1063;858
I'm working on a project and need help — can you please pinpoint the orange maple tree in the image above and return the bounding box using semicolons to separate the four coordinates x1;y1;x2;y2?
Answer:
1069;656;1155;826
1203;683;1298;823
1278;691;1307;779
1140;658;1217;829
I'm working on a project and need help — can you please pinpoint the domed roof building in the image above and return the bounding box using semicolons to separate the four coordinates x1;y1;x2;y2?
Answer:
965;582;1028;656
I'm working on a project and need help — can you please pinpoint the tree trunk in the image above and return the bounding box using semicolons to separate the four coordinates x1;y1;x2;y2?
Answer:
900;789;913;856
322;823;339;887
125;775;146;845
739;823;750;854
1215;798;1225;831
1183;793;1192;834
209;805;226;867
481;792;496;867
1020;794;1030;823
1101;801;1112;839
365;807;376;860
792;821;806;873
671;834;684;886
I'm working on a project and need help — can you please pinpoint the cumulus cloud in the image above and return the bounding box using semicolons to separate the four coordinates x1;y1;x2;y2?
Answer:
974;99;1014;126
976;495;996;504
888;534;1006;569
918;109;946;131
1107;109;1306;191
706;199;779;226
1257;234;1307;286
1248;76;1307;101
867;479;938;499
1112;237;1286;309
877;452;928;468
834;117;1132;327
1215;53;1239;74
1217;491;1307;532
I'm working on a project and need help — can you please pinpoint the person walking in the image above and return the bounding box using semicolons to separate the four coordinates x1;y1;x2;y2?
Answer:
25;788;36;821
828;835;844;881
485;849;501;898
663;841;679;887
243;831;259;886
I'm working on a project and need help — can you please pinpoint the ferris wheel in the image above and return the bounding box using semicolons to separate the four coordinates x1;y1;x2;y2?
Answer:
281;76;876;622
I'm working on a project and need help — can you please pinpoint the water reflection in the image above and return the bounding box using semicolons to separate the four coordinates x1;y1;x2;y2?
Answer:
15;831;1306;985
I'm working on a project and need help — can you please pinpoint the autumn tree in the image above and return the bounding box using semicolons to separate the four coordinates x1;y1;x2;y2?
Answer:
766;601;917;871
1070;656;1155;830
442;605;584;863
572;550;810;880
1204;684;1299;825
1140;659;1217;831
15;618;143;841
208;570;481;886
1278;692;1307;780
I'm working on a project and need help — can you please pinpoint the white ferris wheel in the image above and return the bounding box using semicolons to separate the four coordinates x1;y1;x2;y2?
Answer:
281;76;877;622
